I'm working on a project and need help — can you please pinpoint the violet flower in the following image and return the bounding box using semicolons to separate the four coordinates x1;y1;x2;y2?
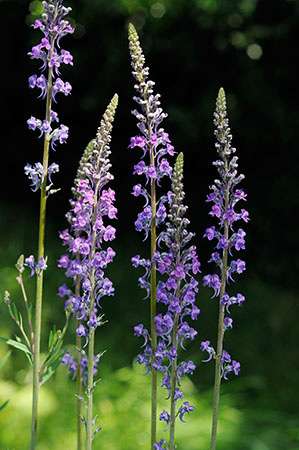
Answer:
201;88;249;449
58;94;118;447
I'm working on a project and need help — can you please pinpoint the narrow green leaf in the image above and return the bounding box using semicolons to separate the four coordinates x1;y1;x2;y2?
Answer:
24;351;33;366
41;342;63;370
40;354;63;385
12;303;18;322
19;312;23;329
48;330;53;351
28;303;32;323
0;351;11;370
0;400;9;412
0;337;31;355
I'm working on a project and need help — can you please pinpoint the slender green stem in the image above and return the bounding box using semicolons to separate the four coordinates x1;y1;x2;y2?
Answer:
169;230;181;450
210;162;230;450
85;216;97;450
85;159;103;449
169;314;179;450
150;140;157;449
75;275;83;450
86;280;96;450
30;40;54;450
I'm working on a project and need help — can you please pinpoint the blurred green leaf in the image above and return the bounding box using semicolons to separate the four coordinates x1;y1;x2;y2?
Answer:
40;354;63;386
0;351;11;370
0;337;32;366
0;400;9;412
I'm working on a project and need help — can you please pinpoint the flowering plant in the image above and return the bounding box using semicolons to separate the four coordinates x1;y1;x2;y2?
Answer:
58;94;118;449
135;152;200;450
128;22;176;447
201;87;249;449
2;1;74;448
129;24;201;450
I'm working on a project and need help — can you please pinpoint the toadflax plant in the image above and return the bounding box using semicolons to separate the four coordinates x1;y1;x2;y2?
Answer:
128;23;176;447
2;1;74;449
201;88;249;450
58;94;118;449
142;152;200;450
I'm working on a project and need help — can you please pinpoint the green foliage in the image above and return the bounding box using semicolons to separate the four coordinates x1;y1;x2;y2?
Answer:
0;352;11;412
0;351;11;370
0;400;9;412
0;337;33;366
0;363;298;449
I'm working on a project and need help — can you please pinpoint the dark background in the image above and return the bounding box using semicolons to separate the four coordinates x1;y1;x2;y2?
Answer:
0;0;298;448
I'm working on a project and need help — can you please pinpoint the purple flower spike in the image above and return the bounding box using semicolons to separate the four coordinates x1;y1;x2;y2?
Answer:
132;151;200;443
58;95;118;407
202;88;247;443
26;0;74;196
129;23;199;445
27;0;74;149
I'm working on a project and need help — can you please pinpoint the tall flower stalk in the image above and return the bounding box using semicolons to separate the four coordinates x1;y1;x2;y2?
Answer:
24;2;74;448
128;23;175;447
58;95;118;449
148;152;200;449
200;88;249;450
59;139;94;450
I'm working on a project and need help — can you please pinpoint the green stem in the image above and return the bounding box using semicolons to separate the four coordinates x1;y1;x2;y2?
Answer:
210;168;230;450
86;290;96;450
75;275;83;450
169;314;179;450
30;87;52;450
85;160;103;449
150;142;157;449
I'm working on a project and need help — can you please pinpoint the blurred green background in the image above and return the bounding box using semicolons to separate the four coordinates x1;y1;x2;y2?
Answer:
1;0;299;448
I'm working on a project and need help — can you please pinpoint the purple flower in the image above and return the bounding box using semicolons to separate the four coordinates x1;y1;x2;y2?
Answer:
24;162;44;192
62;349;100;385
87;313;97;329
129;135;146;148
76;324;86;337
58;283;71;298
154;440;167;450
178;402;195;423
24;255;36;277
24;255;47;278
103;225;116;242
203;274;221;298
159;410;170;431
224;317;233;330
201;340;216;362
